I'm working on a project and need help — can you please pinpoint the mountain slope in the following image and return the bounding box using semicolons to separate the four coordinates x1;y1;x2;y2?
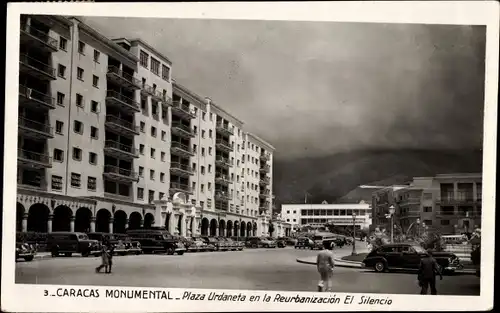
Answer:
273;149;482;211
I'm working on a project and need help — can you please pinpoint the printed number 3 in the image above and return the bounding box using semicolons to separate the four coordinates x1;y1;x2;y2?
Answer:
44;290;48;296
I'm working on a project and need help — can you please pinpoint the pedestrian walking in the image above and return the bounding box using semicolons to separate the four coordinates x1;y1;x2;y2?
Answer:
106;244;115;274
95;240;110;274
417;250;443;295
316;241;335;292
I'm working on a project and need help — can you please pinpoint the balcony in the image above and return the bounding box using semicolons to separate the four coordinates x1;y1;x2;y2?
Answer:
259;190;270;199
215;200;229;211
259;164;271;173
171;101;196;119
215;174;232;186
169;182;193;195
18;149;52;169
105;90;140;113
259;177;270;186
140;82;163;101
18;117;54;139
104;140;139;159
215;122;234;137
215;191;231;201
436;210;481;219
437;192;475;205
260;153;270;162
19;85;55;110
170;141;195;157
215;155;232;169
170;162;194;177
103;165;139;183
215;139;233;153
105;115;139;136
107;66;141;90
19;54;56;81
20;24;58;52
171;122;195;138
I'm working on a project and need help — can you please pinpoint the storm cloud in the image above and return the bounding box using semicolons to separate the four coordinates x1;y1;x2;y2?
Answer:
83;17;486;159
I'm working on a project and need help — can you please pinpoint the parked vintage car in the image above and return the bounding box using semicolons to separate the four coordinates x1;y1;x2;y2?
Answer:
126;227;185;255
113;233;142;255
47;232;101;257
87;232;129;255
230;236;247;250
246;236;276;248
201;236;224;251
362;243;464;274
294;237;315;249
16;241;36;262
286;237;298;246
189;237;214;252
226;237;244;251
217;237;238;251
276;237;287;248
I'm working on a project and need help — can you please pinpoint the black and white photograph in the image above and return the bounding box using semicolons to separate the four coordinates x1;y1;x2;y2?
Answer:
2;2;498;312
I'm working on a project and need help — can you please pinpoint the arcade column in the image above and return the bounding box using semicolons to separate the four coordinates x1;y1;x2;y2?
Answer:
47;214;53;233
22;213;28;232
125;218;129;230
109;218;114;234
70;216;75;232
90;217;96;232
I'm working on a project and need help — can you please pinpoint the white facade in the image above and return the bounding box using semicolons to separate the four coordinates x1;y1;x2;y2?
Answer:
281;202;372;230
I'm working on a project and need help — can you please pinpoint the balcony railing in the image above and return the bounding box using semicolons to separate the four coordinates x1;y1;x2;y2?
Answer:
107;66;141;89
170;162;194;175
260;153;270;162
215;174;232;185
171;122;195;138
106;90;140;112
104;140;138;158
19;54;56;80
141;82;163;100
215;155;232;168
19;85;56;109
18;149;52;168
104;165;139;182
170;141;194;156
20;24;58;51
18;117;53;137
215;139;233;152
105;115;139;134
170;182;192;194
215;122;234;136
171;101;196;119
215;192;231;201
260;165;271;172
259;177;270;185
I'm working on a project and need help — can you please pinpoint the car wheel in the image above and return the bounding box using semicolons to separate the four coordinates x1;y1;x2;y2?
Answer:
167;248;175;255
64;253;72;257
252;244;257;248
24;255;34;262
374;261;386;272
177;251;184;256
51;251;59;257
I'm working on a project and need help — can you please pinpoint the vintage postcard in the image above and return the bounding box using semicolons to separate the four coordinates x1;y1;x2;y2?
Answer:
2;1;498;312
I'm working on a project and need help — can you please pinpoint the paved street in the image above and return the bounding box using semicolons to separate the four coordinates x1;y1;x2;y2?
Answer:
15;246;479;295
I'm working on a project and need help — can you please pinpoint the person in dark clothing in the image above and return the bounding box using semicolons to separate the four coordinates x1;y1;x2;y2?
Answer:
105;244;115;274
418;251;443;295
95;241;109;273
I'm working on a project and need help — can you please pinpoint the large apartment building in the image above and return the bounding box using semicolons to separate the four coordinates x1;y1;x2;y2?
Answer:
16;15;275;238
371;173;482;235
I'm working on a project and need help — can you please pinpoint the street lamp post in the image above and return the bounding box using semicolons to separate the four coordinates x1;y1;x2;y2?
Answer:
351;213;357;256
416;218;421;237
389;205;395;243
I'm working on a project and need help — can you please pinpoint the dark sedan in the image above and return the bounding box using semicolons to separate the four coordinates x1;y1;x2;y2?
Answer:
362;243;463;274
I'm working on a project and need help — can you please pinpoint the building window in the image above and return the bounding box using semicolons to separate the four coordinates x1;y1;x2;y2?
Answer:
58;64;66;78
53;149;64;162
71;173;81;188
151;126;157;137
55;121;64;134
78;41;85;54
56;92;65;106
201;130;205;138
201;148;205;156
150;148;155;158
161;131;166;141
73;120;83;134
93;50;100;62
209;147;212;155
161;152;166;162
77;67;84;80
140;50;149;68
90;126;98;139
139;144;145;155
162;64;170;81
51;175;63;191
151;57;160;75
201;166;205;175
441;219;450;225
150;170;155;180
159;192;165;200
139;166;144;177
201;184;204;192
202;112;206;120
72;147;82;161
92;75;99;88
76;94;84;107
148;190;155;203
137;187;144;200
87;177;96;191
59;37;67;51
91;101;99;113
424;220;432;226
423;206;432;213
140;122;145;132
89;152;97;165
160;172;165;182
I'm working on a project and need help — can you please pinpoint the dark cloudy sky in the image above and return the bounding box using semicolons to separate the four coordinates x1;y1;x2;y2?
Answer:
83;17;486;159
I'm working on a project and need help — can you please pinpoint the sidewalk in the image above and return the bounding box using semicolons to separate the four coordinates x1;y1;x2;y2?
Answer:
35;252;52;260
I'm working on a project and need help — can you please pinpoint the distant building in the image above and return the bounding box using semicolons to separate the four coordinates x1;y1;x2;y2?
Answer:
371;185;409;232
281;202;372;231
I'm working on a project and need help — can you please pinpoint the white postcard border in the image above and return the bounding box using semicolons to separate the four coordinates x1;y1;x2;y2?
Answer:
3;1;498;312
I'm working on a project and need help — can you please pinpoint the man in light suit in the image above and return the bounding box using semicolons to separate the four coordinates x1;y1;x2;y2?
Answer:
316;241;335;292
